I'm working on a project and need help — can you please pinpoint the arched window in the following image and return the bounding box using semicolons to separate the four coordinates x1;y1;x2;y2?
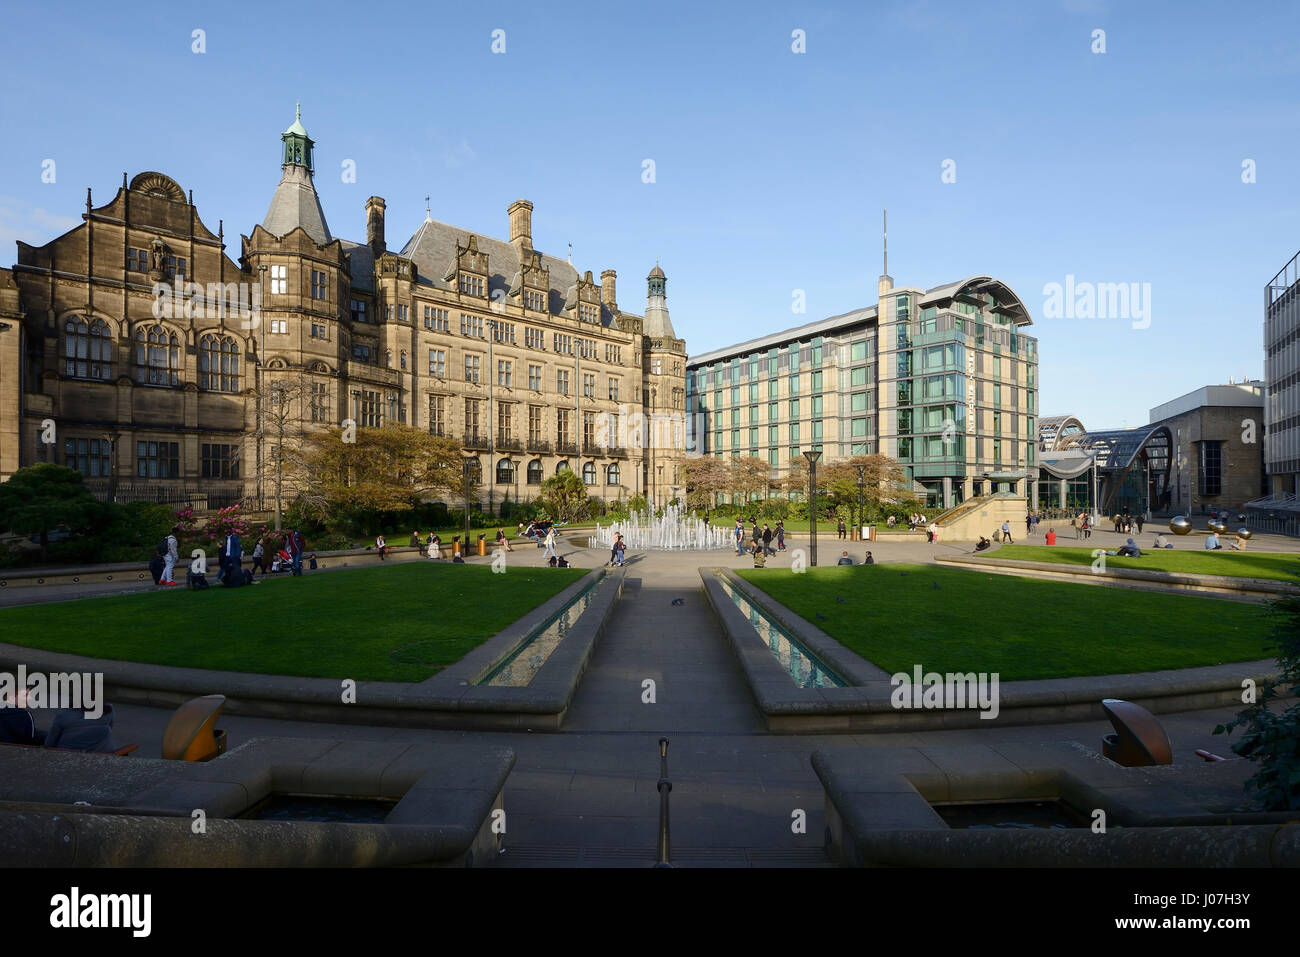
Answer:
606;463;620;486
496;458;515;485
135;325;180;385
527;459;543;485
199;335;240;392
63;317;112;380
556;460;570;475
582;461;596;485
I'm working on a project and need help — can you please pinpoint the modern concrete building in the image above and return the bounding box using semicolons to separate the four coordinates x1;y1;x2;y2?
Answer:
685;271;1040;510
0;109;687;510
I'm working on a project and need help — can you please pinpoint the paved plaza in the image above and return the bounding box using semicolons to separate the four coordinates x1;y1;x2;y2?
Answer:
9;524;1286;867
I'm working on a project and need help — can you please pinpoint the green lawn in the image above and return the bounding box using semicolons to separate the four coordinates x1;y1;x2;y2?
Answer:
992;545;1300;583
736;563;1277;680
0;562;585;681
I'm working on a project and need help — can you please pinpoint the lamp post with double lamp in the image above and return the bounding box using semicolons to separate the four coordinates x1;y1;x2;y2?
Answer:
804;449;822;566
462;456;475;553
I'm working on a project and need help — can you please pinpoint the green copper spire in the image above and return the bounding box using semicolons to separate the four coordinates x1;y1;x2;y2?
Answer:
281;103;314;171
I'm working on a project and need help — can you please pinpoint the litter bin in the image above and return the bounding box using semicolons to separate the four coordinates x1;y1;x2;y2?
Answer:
477;534;487;556
863;525;875;542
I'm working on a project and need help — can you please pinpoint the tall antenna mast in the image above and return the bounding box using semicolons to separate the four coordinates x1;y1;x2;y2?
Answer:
883;208;888;276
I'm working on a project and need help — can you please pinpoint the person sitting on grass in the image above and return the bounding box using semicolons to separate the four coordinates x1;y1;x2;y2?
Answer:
974;536;992;552
1152;532;1173;549
1205;532;1222;550
836;550;854;566
1045;527;1057;546
1116;537;1141;558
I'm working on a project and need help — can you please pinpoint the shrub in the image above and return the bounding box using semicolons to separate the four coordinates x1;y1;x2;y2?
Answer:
1214;581;1300;810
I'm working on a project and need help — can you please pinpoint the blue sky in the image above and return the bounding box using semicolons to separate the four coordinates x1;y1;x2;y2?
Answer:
2;0;1297;428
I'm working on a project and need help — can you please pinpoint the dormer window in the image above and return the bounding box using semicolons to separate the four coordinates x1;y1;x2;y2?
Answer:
579;304;599;324
525;290;546;312
459;274;485;297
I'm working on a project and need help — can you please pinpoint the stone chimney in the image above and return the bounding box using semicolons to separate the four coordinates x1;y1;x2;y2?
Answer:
508;199;533;254
600;269;617;311
366;196;386;258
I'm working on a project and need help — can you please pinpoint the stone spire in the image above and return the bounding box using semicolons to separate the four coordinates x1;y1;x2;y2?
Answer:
262;105;332;245
644;261;676;338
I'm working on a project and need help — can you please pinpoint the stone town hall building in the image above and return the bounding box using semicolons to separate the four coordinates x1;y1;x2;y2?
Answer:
0;110;688;510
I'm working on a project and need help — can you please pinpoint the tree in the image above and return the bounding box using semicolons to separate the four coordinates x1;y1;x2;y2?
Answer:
539;469;591;523
681;456;729;511
295;424;466;521
779;456;811;499
0;465;103;562
255;374;314;530
730;456;772;506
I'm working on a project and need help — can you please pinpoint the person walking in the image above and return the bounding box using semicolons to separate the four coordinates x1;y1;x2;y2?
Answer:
160;526;180;586
285;528;305;576
928;521;939;544
1135;514;1145;535
376;534;388;560
1082;514;1091;539
1071;514;1080;540
776;520;786;551
1001;520;1014;544
734;519;745;556
251;539;266;577
762;524;774;556
543;525;559;562
613;533;627;567
1025;513;1033;537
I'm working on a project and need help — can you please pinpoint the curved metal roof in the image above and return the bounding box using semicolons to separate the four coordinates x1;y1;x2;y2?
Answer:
918;275;1034;326
1059;425;1172;472
1038;414;1087;452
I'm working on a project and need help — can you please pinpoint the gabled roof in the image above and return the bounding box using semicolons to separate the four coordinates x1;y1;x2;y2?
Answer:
397;213;612;324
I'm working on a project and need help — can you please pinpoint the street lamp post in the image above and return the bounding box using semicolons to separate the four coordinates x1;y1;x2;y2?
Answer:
804;450;822;567
656;464;663;514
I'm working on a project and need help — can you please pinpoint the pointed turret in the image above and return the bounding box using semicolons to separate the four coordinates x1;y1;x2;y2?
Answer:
643;261;676;338
262;104;332;245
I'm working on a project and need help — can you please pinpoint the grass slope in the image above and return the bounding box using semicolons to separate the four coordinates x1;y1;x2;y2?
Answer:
736;563;1276;680
0;562;585;681
992;545;1300;582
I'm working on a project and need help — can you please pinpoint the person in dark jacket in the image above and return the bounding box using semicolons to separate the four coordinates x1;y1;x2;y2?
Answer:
0;689;44;745
837;550;854;565
761;524;774;555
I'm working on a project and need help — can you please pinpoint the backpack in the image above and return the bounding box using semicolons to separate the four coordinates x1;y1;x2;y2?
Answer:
157;537;169;556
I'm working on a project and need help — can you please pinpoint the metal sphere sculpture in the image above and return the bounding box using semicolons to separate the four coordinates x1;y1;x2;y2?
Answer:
1237;528;1252;540
1169;516;1192;535
1237;513;1247;523
1208;520;1226;534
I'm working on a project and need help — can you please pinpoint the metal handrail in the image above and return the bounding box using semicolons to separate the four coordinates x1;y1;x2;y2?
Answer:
655;736;672;868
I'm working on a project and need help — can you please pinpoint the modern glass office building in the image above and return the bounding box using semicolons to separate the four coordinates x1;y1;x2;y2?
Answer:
686;273;1039;509
1265;248;1300;498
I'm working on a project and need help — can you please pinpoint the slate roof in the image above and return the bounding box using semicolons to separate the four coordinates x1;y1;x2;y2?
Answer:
396;214;617;328
262;165;332;246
